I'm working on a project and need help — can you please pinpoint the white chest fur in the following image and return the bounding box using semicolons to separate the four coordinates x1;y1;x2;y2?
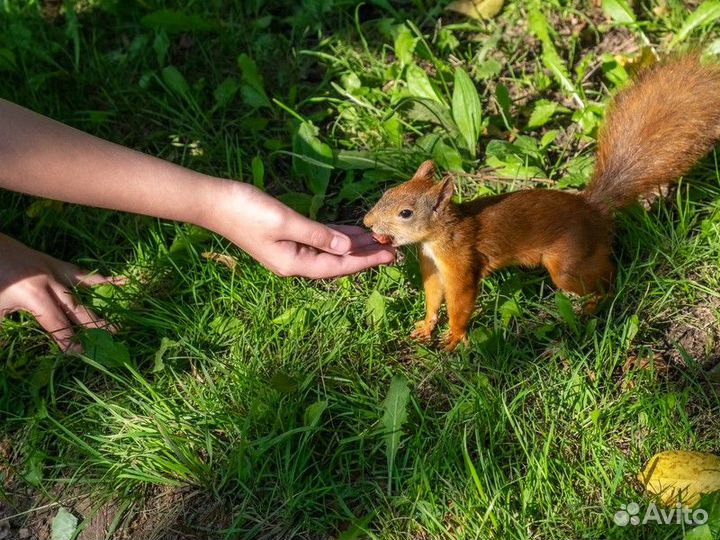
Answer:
421;243;438;264
421;244;445;282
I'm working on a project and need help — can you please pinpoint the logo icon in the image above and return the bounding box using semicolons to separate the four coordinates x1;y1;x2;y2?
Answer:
614;502;641;526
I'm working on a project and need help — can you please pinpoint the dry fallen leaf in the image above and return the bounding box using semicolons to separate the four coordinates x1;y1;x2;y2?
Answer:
622;353;670;390
638;450;720;507
615;46;658;76
201;251;239;271
446;0;504;19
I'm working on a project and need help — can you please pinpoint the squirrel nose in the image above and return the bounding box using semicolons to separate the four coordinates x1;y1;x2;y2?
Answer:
363;212;374;228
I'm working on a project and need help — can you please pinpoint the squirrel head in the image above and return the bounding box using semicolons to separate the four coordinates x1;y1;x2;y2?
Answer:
363;160;454;246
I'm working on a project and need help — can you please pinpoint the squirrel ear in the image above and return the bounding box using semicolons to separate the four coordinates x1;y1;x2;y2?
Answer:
431;176;454;213
412;160;436;181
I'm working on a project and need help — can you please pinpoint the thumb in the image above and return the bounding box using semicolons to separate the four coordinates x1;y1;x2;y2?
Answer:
288;219;352;254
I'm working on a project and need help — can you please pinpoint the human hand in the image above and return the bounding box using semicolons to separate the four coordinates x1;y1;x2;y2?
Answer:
0;233;123;352
207;183;396;279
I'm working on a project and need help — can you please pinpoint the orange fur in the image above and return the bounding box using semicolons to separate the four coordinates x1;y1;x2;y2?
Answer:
363;55;720;350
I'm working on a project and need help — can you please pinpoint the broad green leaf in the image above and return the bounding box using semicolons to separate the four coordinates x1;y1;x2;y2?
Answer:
542;48;578;99
557;153;594;188
452;67;483;157
337;511;376;540
80;329;131;369
26;198;63;218
446;0;504;19
141;10;218;33
685;524;713;540
237;53;270;108
602;0;636;23
432;139;464;172
405;64;442;103
670;1;720;49
601;55;630;87
51;508;77;540
269;372;298;394
272;306;307;326
304;400;328;427
625;314;639;346
168;224;212;256
404;98;455;132
685;493;720;539
527;99;560;128
484;139;545;179
476;58;502;79
528;9;582;105
152;31;169;66
494;83;513;129
341;71;362;93
24;450;45;486
540;129;559;148
213;77;239;108
555;292;578;334
499;296;521;327
638;450;720;507
251;156;265;190
153;337;176;373
292;122;334;197
393;24;416;65
382;375;410;494
278;192;313;215
365;290;386;326
161;65;190;96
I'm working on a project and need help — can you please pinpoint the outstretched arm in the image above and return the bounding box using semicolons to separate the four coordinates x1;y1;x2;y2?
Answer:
0;98;394;277
0;99;394;349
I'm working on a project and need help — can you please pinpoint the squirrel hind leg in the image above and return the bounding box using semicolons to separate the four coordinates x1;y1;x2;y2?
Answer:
544;253;615;300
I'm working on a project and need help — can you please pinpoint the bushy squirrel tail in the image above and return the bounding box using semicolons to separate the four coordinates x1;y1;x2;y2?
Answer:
583;54;720;213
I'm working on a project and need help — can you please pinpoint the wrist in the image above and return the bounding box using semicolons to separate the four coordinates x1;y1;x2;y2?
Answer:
193;177;259;236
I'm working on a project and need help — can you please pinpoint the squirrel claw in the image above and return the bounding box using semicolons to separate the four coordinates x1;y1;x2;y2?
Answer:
442;331;468;352
410;321;433;342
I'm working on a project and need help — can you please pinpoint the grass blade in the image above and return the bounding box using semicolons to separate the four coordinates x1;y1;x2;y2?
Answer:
528;8;584;108
669;0;720;49
381;375;410;495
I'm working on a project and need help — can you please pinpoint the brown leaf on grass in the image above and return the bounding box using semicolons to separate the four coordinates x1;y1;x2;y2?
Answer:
622;352;670;390
622;352;670;375
638;450;720;507
201;251;238;271
614;46;658;76
446;0;504;19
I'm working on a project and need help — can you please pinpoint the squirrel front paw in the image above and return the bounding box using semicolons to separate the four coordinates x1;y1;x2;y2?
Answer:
410;321;434;342
442;330;468;352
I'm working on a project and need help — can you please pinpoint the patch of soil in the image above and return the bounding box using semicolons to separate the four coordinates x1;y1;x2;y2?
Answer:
4;480;231;540
662;296;720;369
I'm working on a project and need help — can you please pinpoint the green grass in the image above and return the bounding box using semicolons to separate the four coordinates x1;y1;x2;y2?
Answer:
2;0;720;538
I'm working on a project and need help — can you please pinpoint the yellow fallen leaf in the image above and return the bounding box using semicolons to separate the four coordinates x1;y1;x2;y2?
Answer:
638;450;720;507
446;0;504;19
201;251;239;271
614;46;658;76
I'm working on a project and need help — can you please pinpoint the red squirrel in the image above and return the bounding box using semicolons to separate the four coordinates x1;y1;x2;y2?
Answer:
363;55;720;350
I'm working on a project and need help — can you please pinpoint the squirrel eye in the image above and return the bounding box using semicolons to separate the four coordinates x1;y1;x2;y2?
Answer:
399;209;413;219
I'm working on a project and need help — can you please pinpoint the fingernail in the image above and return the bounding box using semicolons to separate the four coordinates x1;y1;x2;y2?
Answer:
330;235;351;253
